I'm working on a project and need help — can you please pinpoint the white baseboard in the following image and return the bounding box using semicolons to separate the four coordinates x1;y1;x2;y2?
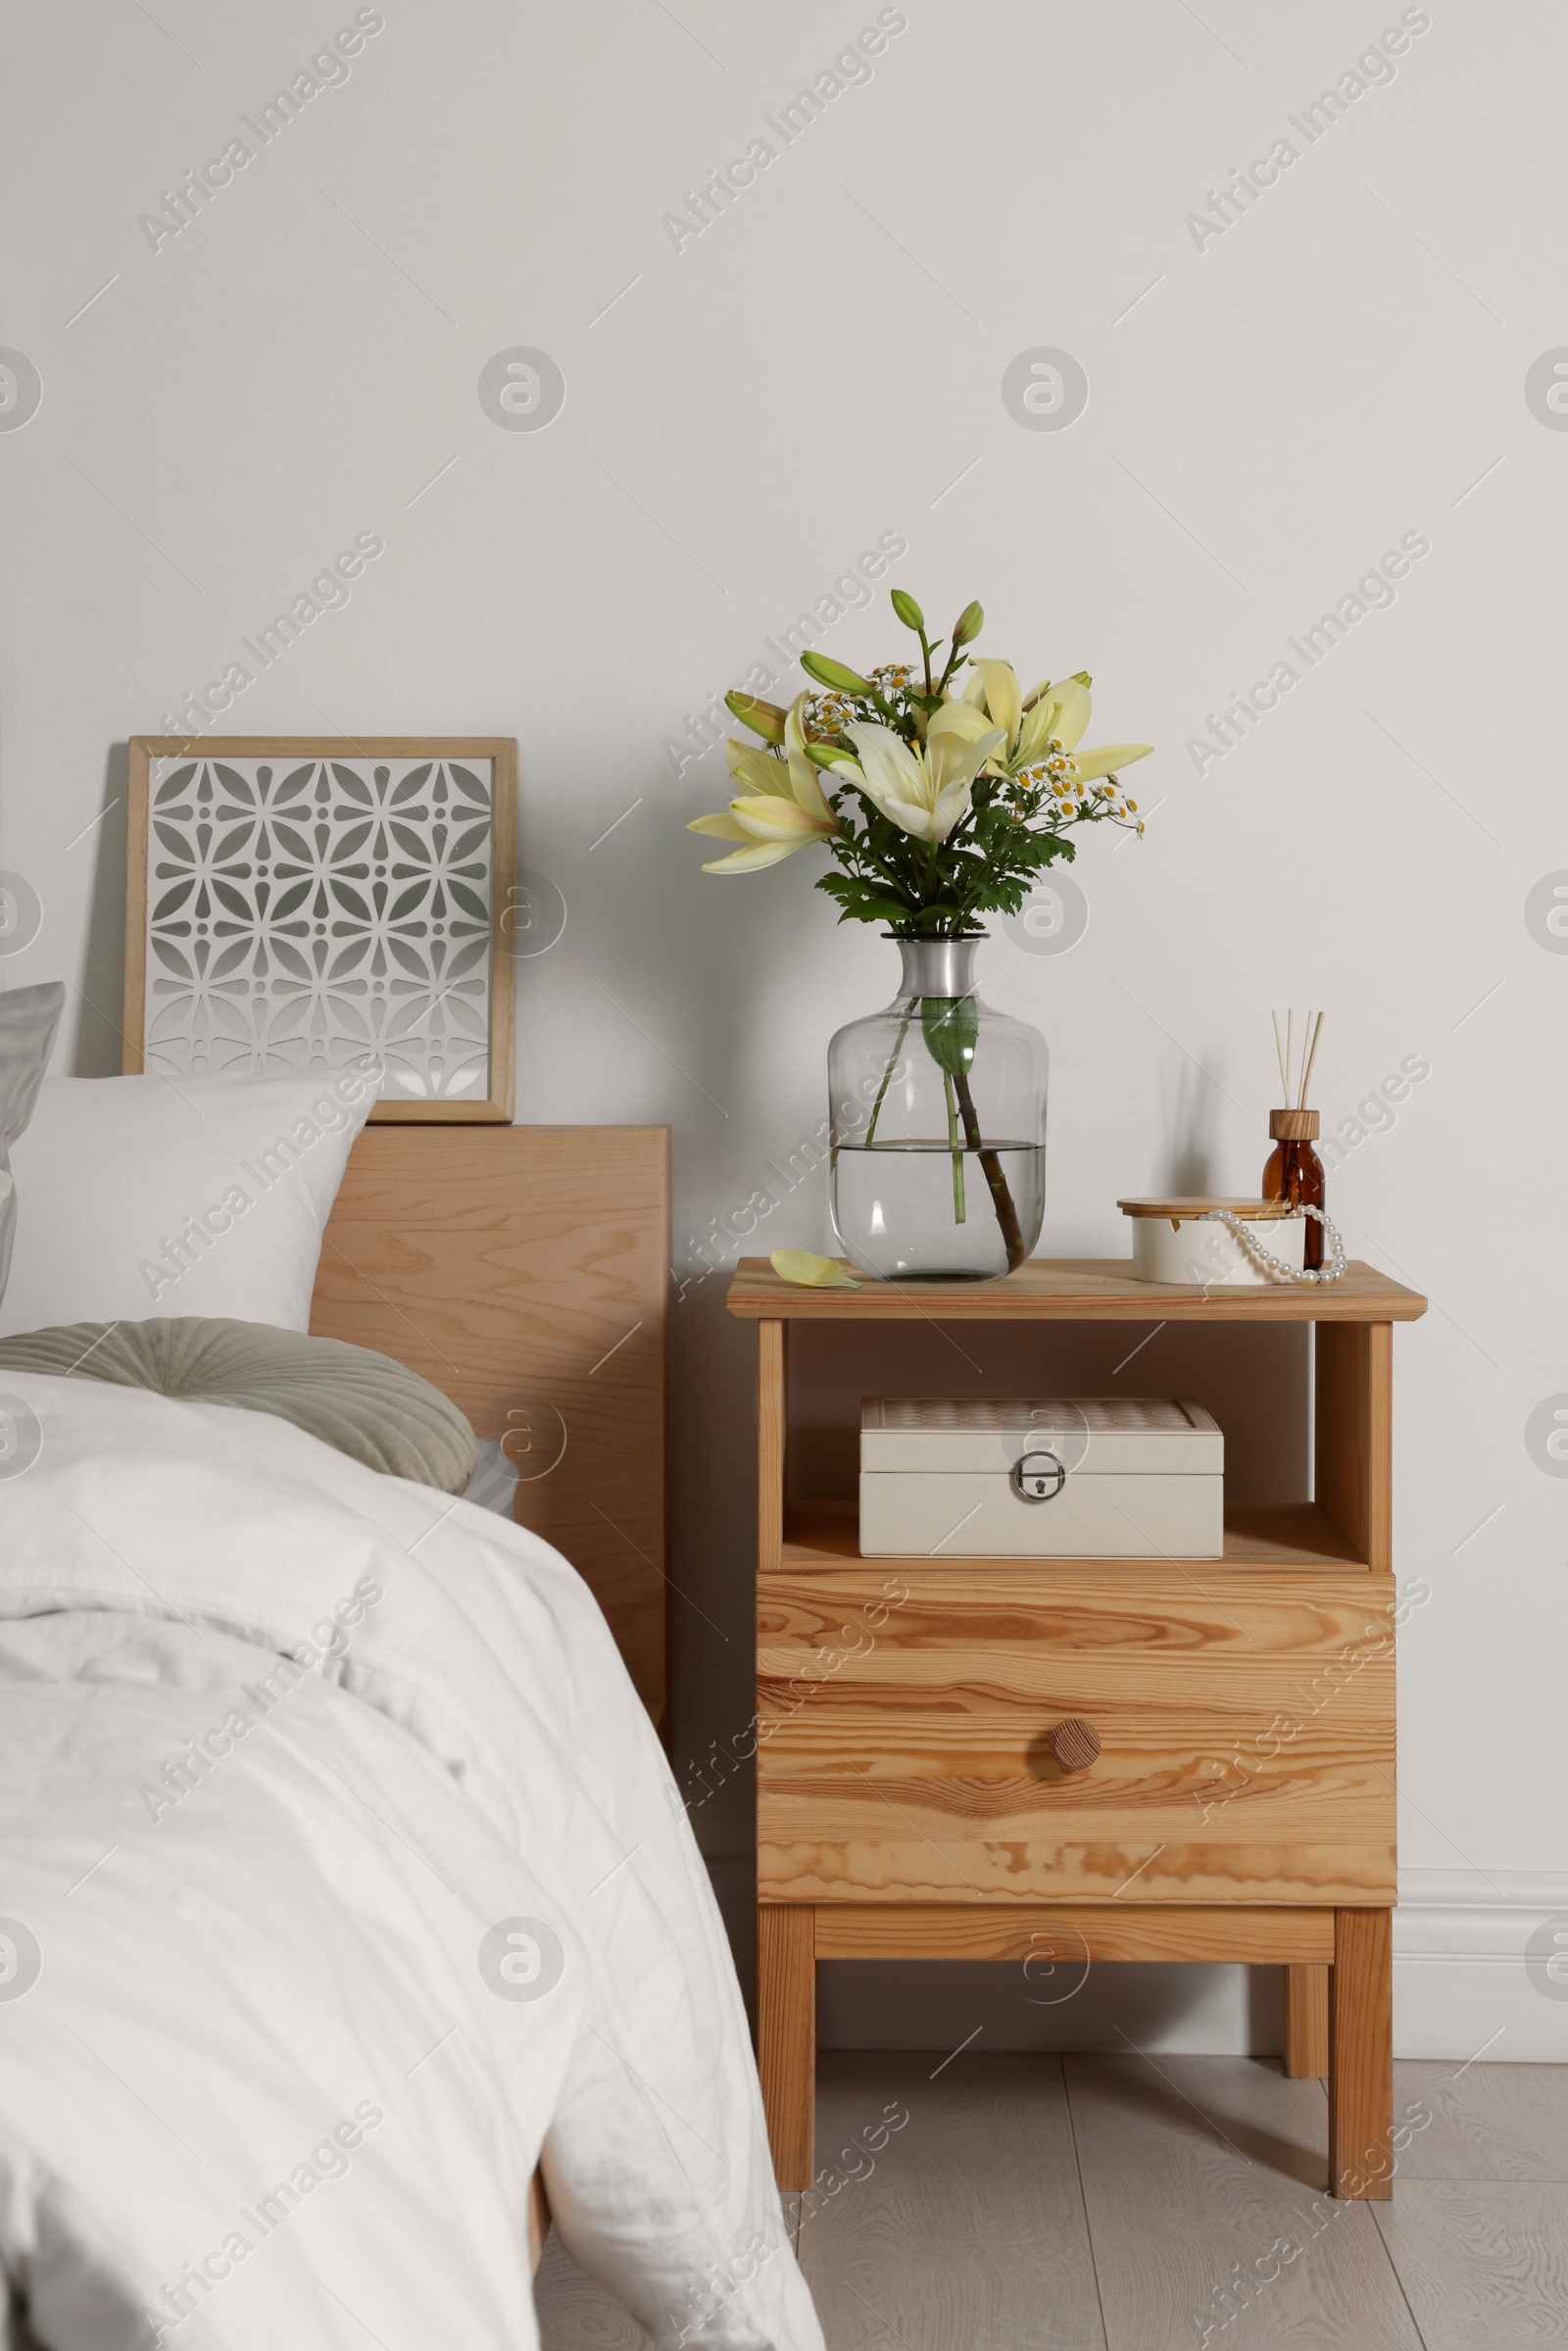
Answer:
709;1856;1568;2061
1395;1869;1568;2063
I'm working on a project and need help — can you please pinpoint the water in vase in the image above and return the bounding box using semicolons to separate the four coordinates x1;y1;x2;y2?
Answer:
831;1137;1047;1282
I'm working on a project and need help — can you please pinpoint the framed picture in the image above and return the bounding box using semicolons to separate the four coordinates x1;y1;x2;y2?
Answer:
124;737;516;1122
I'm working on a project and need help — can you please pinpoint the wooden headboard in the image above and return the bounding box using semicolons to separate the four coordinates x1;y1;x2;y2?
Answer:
309;1125;669;1722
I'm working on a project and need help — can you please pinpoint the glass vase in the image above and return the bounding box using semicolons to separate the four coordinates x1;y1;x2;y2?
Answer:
827;936;1048;1282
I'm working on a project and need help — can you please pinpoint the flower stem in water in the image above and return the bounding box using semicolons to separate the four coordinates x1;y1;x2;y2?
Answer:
864;1002;914;1147
952;1065;1025;1271
944;1072;966;1223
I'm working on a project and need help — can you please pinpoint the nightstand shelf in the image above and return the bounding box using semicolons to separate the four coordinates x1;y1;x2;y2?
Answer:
729;1254;1427;2204
781;1497;1368;1575
727;1255;1427;1324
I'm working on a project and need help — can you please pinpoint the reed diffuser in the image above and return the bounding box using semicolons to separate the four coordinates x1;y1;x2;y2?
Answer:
1265;1010;1327;1270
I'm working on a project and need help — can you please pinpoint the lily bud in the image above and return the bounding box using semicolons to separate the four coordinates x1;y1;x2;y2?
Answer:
1071;670;1091;687
724;690;787;743
952;601;984;647
890;589;925;632
806;741;856;770
799;650;875;695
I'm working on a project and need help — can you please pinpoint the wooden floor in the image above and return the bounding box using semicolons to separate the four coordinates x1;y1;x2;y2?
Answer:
535;2052;1568;2349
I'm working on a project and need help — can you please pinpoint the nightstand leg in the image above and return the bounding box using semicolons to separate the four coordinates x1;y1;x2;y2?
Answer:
1329;1907;1393;2197
1283;1963;1329;2078
758;1902;814;2190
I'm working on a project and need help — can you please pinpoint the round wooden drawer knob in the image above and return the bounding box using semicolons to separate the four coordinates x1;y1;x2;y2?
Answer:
1051;1718;1101;1773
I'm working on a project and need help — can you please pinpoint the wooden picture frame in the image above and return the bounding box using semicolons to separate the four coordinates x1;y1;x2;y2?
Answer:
124;737;517;1123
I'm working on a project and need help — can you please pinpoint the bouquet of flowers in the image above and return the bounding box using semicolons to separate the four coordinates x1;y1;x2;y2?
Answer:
689;591;1152;934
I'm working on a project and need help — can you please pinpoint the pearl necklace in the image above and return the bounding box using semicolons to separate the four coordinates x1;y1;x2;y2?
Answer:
1198;1202;1347;1286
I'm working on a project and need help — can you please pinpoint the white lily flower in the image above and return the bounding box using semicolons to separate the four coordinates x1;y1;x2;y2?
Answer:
691;604;1156;892
688;694;840;872
968;658;1022;750
836;708;1004;844
963;660;1152;782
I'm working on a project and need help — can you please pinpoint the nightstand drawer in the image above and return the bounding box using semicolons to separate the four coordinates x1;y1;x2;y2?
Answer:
757;1568;1396;1907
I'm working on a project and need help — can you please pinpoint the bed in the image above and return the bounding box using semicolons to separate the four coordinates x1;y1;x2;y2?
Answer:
317;1117;670;2285
0;1107;821;2350
310;1123;671;1724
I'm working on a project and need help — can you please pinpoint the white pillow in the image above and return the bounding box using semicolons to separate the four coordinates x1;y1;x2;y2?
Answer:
0;1062;378;1336
0;981;66;1308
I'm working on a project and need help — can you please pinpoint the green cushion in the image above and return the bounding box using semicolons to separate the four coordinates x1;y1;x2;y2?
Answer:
0;1317;478;1494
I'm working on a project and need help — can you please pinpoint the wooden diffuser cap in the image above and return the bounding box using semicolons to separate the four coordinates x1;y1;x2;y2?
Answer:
1269;1108;1320;1141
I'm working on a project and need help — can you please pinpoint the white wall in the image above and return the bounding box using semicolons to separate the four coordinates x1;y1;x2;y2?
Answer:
2;0;1564;2059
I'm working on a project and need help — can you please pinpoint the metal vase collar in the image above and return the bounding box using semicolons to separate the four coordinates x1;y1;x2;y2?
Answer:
893;935;983;1000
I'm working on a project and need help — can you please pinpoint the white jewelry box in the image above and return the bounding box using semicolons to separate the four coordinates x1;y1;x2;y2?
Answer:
858;1396;1224;1558
1118;1196;1306;1287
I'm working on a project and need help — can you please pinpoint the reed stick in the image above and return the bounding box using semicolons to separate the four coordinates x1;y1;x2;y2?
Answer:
1286;1009;1295;1109
1296;1009;1311;1106
1298;1009;1324;1109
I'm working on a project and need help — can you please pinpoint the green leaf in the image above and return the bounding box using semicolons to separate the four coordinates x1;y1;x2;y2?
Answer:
815;872;916;927
920;993;978;1080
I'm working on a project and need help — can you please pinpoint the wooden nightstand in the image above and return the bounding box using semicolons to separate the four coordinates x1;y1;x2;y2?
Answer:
727;1256;1427;2200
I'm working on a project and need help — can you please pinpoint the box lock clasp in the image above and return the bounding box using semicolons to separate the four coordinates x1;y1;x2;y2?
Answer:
1011;1448;1067;1502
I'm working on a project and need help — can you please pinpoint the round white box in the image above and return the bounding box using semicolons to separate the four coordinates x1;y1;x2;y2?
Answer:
1119;1197;1307;1287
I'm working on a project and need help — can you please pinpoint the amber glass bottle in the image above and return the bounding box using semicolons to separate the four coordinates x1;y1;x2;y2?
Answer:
1264;1107;1325;1269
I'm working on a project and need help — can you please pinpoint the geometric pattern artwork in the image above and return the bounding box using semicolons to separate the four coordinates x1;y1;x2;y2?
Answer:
143;754;496;1104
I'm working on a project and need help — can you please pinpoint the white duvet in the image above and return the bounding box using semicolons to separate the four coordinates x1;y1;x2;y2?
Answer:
0;1373;822;2351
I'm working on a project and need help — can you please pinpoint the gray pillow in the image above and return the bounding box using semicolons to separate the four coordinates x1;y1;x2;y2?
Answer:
0;1316;478;1494
0;982;66;1307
